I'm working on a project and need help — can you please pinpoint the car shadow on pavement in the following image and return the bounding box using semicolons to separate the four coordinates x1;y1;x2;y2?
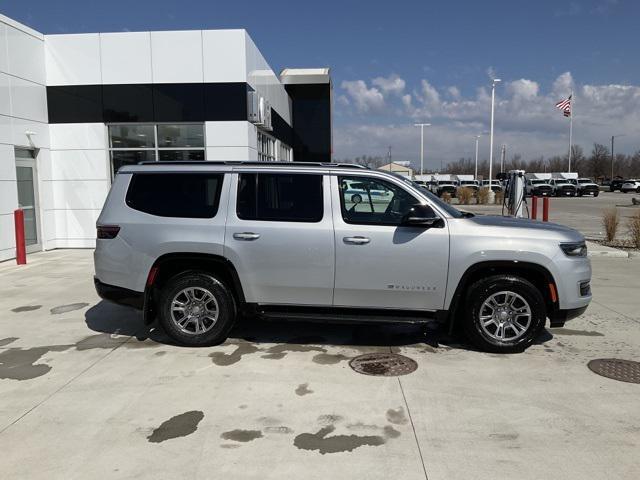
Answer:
85;300;553;352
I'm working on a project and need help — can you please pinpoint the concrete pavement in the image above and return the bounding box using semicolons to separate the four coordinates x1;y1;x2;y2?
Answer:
0;249;639;479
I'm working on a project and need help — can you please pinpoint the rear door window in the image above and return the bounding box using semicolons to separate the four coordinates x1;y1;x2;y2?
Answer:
126;173;223;218
237;173;323;222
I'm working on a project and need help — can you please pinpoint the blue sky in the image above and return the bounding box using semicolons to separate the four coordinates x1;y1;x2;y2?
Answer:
3;0;639;168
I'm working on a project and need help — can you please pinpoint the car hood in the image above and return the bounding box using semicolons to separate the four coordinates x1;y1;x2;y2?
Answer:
463;214;583;241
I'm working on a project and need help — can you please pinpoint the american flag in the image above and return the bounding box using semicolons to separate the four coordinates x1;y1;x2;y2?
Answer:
555;95;572;117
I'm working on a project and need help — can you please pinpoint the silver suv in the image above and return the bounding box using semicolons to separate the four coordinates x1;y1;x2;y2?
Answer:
94;162;592;353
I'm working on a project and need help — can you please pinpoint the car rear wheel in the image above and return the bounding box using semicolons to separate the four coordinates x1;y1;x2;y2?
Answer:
158;272;236;347
464;275;546;353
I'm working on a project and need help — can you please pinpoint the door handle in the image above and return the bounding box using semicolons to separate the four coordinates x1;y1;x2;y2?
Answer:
233;232;261;241
344;236;370;245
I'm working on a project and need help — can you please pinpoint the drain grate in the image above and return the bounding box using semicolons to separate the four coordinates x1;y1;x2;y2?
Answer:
588;358;640;384
349;353;418;377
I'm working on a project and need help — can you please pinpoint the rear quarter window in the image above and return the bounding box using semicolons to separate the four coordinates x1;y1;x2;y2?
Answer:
125;173;223;218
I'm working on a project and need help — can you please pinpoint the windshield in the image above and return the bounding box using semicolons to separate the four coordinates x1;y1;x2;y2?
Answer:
565;179;578;185
578;179;591;184
530;180;548;184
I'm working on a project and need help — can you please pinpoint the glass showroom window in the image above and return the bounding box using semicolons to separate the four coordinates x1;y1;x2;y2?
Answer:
109;124;205;176
279;143;292;162
257;131;276;161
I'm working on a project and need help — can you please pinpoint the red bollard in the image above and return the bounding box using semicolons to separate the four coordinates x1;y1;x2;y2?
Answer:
542;197;550;222
531;196;538;220
14;209;26;265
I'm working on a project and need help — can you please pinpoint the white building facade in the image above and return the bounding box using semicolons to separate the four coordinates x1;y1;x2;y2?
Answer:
0;14;332;262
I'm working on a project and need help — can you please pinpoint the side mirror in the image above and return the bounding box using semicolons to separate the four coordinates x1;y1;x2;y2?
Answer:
401;204;443;228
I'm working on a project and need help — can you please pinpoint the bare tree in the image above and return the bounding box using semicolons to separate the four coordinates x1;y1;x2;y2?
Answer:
589;143;610;179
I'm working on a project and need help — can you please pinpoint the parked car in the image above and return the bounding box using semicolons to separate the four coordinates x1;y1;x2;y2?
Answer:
621;179;640;193
457;180;480;195
481;180;503;193
525;179;553;197
94;161;592;353
548;178;577;197
576;178;600;197
435;180;458;197
609;178;626;192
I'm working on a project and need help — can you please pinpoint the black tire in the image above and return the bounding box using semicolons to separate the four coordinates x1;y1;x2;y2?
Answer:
577;191;583;197
158;271;236;347
594;191;599;197
463;275;546;353
351;193;362;204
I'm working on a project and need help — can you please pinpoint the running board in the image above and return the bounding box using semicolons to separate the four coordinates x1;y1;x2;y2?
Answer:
254;306;438;325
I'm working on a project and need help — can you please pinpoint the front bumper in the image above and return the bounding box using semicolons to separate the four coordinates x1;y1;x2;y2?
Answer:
532;188;553;196
94;277;144;310
549;305;589;328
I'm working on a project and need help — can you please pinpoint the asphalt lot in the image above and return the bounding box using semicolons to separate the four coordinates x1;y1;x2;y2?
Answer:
1;249;639;480
460;191;640;240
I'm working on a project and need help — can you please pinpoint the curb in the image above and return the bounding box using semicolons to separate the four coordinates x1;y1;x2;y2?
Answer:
587;250;630;258
585;240;635;259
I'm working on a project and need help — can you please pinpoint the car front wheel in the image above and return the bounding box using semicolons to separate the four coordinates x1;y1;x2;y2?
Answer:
464;275;546;353
158;272;236;347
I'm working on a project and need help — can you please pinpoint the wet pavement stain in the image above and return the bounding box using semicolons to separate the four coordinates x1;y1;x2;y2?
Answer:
261;344;326;360
0;337;19;347
312;353;351;365
210;341;260;366
50;303;89;315
554;328;604;337
293;425;386;454
11;305;41;313
386;407;409;425
220;429;263;442
147;411;204;443
220;444;241;449
74;333;126;351
295;383;313;396
0;345;70;380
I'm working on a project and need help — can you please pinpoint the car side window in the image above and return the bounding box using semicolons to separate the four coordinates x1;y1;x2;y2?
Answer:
338;176;425;226
237;173;323;222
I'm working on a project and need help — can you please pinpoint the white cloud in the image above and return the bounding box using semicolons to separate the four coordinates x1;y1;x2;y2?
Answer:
447;86;461;100
508;79;539;100
552;71;574;95
419;80;440;107
372;74;406;96
334;72;640;169
340;80;385;113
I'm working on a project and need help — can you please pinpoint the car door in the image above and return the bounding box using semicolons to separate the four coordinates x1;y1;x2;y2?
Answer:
331;174;449;311
224;170;335;306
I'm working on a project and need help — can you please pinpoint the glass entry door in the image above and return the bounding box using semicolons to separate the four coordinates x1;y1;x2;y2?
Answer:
15;148;41;252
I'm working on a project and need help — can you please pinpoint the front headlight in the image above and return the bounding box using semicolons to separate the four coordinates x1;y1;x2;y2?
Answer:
560;241;587;257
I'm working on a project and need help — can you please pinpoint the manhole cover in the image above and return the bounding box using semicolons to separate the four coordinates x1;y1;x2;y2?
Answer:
349;353;418;377
588;358;640;384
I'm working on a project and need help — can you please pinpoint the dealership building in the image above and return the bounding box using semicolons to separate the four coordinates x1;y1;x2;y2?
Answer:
0;13;332;262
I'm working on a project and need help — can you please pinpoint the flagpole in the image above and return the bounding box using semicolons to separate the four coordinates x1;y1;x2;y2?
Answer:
568;90;573;173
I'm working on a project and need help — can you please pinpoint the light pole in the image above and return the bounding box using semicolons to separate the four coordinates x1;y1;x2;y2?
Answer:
474;135;481;179
611;134;625;180
414;123;431;177
488;78;501;201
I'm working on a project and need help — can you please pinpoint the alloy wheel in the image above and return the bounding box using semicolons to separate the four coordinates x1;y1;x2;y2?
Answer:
478;291;532;342
170;287;219;335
